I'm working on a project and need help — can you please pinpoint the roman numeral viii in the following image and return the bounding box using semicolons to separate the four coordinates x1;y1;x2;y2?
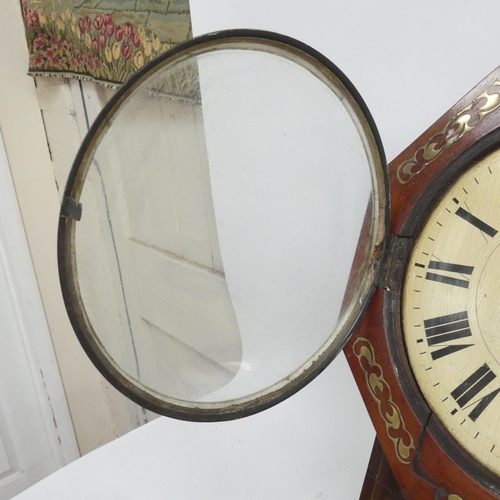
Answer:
451;364;500;422
424;311;473;360
425;261;474;288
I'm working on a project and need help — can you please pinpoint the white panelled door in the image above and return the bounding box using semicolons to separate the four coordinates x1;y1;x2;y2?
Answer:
76;89;242;403
0;131;78;499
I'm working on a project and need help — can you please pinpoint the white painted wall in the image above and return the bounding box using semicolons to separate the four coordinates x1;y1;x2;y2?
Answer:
0;129;78;498
190;1;500;163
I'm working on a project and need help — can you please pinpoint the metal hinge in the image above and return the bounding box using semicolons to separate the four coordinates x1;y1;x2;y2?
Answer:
375;234;411;293
61;197;82;221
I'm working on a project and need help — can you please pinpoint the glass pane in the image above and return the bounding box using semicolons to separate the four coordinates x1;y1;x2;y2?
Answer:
68;37;385;415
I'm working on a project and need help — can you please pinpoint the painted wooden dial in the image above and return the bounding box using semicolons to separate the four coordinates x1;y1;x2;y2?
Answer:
403;147;500;477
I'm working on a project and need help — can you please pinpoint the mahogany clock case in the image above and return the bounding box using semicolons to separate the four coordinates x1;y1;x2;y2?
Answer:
346;68;500;499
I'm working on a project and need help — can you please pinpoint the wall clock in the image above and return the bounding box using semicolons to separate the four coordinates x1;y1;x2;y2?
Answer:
345;62;500;498
57;29;500;498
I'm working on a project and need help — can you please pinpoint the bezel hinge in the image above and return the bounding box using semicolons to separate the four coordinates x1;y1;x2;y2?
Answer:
375;234;411;293
61;197;82;221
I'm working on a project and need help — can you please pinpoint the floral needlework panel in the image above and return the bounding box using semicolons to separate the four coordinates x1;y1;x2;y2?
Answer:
21;0;192;87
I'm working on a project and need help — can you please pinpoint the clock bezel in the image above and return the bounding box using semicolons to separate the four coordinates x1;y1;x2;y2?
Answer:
57;28;390;422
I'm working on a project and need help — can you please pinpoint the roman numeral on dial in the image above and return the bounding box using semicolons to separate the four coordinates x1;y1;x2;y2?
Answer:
455;206;498;238
424;311;473;360
425;261;474;288
451;364;500;422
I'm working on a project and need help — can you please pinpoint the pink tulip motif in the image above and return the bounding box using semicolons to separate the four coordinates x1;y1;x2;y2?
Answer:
105;22;114;37
124;22;133;38
86;17;92;31
115;25;123;41
93;15;104;30
121;41;131;60
25;8;174;83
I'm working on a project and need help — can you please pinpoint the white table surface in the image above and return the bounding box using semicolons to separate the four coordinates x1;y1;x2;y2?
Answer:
13;355;373;500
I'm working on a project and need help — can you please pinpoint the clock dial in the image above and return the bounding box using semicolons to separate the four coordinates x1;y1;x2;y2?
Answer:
403;148;500;476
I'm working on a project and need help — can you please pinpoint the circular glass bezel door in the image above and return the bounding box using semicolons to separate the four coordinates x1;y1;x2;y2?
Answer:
58;29;389;421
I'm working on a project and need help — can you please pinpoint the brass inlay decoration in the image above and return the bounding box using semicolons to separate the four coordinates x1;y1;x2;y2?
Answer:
433;483;464;498
353;337;416;464
396;81;500;184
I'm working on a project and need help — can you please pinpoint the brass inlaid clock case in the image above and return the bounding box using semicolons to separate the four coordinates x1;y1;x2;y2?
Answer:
346;68;500;499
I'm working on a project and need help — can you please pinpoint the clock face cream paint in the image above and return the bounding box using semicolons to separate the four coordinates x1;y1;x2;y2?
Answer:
404;148;500;475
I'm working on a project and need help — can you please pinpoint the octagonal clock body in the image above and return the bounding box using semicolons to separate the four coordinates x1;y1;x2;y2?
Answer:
346;67;500;499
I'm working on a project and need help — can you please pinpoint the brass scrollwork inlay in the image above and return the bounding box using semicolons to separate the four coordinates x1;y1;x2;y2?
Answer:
353;337;416;464
435;485;464;499
396;81;500;184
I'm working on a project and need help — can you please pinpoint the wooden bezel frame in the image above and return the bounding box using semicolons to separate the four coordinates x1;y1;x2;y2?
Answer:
345;67;500;499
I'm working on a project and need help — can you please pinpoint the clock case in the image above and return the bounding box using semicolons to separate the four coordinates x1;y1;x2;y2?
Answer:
345;67;500;499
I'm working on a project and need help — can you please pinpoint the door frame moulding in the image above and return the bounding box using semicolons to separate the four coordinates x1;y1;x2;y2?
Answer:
0;130;79;467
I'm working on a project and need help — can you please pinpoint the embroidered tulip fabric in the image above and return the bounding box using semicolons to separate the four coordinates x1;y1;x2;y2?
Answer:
20;0;192;87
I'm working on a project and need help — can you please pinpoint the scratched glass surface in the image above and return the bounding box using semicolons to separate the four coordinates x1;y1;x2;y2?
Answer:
73;42;380;408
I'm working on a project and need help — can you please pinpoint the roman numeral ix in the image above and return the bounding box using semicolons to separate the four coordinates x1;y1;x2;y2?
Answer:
451;364;500;422
424;311;473;360
425;260;474;288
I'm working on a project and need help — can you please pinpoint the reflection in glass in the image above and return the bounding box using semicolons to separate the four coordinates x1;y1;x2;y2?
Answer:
73;42;377;408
